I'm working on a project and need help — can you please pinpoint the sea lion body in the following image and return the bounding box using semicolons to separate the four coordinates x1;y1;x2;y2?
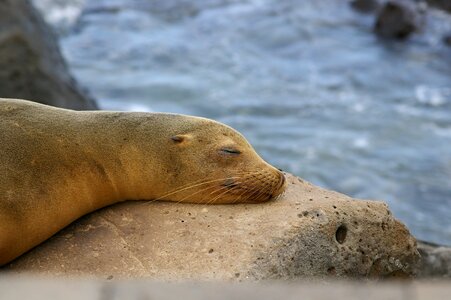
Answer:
0;99;285;266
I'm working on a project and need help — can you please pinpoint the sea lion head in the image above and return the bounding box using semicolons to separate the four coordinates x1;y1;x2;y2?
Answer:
155;116;286;204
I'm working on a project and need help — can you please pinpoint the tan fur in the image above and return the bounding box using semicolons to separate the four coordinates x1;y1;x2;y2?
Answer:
0;98;286;266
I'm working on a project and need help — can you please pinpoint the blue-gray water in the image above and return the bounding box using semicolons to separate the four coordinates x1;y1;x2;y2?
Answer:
36;0;451;245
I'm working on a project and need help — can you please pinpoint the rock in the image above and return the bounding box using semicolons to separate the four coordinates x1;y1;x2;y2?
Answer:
351;0;381;14
416;241;451;278
425;0;451;13
0;0;97;110
444;34;451;46
3;173;419;279
374;0;423;39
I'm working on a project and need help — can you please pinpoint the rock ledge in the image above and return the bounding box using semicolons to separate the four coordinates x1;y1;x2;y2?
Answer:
4;173;419;279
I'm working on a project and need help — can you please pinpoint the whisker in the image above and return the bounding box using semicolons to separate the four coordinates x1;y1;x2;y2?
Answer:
174;184;220;204
175;178;243;204
204;188;230;205
141;170;276;206
241;183;265;203
197;184;240;207
206;181;244;205
146;176;240;204
262;181;275;201
208;185;241;205
232;182;260;204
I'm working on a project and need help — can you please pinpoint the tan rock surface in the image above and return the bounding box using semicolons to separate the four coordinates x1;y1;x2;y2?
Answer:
0;0;97;109
3;174;419;279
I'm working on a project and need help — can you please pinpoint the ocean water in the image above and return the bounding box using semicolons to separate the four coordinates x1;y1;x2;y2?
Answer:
35;0;451;245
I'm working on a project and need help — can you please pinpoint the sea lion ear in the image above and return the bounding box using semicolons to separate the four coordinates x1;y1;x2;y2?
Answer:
171;134;192;144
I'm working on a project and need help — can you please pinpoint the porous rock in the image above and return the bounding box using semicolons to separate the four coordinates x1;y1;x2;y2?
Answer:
374;0;423;39
4;174;419;279
0;0;96;109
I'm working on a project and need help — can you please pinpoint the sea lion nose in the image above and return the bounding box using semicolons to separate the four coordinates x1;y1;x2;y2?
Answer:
271;170;286;198
279;172;285;186
278;171;286;189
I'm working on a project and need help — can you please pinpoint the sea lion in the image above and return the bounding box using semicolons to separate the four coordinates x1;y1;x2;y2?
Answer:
0;98;286;266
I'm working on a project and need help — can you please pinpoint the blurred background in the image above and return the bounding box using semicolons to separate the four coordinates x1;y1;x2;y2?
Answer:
7;0;451;246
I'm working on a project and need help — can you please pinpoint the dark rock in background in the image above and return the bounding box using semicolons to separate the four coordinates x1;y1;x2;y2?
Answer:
417;241;451;278
443;34;451;46
0;0;97;110
425;0;451;13
374;0;424;39
351;0;381;13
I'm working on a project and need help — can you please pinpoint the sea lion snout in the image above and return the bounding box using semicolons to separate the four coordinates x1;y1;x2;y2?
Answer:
229;167;286;203
273;170;286;197
264;169;286;200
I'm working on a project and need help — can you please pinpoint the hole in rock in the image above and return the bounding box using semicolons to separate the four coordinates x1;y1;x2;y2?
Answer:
327;267;336;275
335;225;347;244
